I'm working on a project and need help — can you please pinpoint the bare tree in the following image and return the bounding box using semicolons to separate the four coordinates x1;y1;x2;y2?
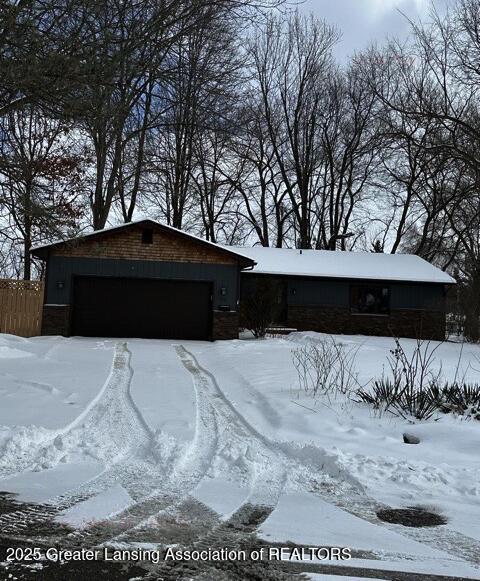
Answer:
247;14;382;250
250;13;339;248
313;63;381;250
144;4;244;230
0;107;85;279
360;1;480;337
191;128;240;242
219;95;292;247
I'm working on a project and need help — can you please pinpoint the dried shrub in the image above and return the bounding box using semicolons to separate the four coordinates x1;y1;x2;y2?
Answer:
292;336;359;399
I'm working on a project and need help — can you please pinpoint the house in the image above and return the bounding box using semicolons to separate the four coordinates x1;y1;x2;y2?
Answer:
31;220;455;341
233;246;455;341
31;220;255;340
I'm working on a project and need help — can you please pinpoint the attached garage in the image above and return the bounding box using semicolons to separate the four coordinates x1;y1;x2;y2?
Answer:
72;276;212;340
31;220;254;341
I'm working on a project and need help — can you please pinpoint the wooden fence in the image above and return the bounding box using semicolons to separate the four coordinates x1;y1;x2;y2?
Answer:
0;279;44;337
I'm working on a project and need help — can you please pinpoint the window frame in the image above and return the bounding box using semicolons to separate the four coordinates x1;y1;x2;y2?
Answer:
350;283;390;316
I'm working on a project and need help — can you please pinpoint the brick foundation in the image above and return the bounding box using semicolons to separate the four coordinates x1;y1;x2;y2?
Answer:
41;305;240;340
287;305;445;341
41;305;71;336
212;310;239;340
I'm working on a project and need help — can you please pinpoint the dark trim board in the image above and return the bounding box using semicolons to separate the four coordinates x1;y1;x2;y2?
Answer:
241;270;449;289
71;275;214;340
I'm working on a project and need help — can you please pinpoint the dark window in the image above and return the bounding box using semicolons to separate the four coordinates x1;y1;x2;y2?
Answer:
350;285;390;315
142;228;153;244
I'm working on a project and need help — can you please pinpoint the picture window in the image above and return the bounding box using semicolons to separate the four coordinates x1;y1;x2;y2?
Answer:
350;285;390;315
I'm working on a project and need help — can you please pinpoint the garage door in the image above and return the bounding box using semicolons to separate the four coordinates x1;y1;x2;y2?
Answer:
72;276;212;340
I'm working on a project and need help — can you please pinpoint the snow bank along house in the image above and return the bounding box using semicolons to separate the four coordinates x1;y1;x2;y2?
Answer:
31;219;455;341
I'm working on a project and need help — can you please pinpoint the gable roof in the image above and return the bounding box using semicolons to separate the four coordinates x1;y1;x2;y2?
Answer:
228;246;455;284
30;219;255;268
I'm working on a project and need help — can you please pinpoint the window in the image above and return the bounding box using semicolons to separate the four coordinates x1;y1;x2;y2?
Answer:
142;228;153;244
350;285;390;315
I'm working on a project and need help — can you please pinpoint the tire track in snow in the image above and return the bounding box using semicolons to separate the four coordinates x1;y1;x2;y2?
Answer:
169;347;480;572
59;342;221;546
176;346;287;511
168;347;287;539
3;341;478;574
0;342;350;548
104;345;286;546
0;342;162;538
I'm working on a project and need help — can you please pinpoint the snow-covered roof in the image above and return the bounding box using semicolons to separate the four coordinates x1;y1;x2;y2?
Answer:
31;219;255;266
229;246;455;284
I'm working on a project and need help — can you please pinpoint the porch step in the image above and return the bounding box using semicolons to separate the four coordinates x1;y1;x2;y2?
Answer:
265;327;297;336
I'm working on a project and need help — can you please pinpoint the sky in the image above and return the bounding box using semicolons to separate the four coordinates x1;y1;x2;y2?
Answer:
299;0;450;61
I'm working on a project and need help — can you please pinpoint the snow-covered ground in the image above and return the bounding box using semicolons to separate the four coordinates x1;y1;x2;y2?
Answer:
0;332;479;579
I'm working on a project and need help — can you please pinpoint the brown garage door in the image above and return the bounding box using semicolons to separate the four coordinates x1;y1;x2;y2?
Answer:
72;276;212;340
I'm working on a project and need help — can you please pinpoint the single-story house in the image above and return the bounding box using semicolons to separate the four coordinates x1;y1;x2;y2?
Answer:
31;220;255;341
31;219;455;341
232;246;455;341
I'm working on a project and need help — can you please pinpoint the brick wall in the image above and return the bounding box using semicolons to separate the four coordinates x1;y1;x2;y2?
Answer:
212;310;239;340
52;225;237;265
42;305;71;336
41;305;241;340
288;305;446;341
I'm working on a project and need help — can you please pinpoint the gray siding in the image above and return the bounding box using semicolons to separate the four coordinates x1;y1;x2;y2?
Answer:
285;277;445;310
390;283;444;310
287;279;348;306
46;256;239;310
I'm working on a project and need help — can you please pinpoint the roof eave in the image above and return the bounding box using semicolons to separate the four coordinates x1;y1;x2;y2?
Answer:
31;247;48;260
243;269;455;285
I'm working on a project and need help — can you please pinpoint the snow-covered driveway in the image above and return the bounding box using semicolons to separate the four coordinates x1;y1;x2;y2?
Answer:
0;334;480;580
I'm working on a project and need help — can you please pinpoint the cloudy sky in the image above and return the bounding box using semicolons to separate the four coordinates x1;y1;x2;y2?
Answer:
299;0;450;61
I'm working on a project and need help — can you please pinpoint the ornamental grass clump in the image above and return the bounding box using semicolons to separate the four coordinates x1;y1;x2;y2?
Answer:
356;338;480;421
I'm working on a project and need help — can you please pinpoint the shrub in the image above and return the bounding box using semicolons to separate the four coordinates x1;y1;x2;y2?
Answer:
437;382;480;419
292;336;359;399
240;277;279;338
356;378;403;411
356;338;480;421
390;381;440;421
388;338;443;393
356;339;441;420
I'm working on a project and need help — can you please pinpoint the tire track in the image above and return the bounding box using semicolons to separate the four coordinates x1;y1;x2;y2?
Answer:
175;346;287;509
2;341;479;579
60;342;221;546
1;342;161;539
171;346;480;572
104;345;286;546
